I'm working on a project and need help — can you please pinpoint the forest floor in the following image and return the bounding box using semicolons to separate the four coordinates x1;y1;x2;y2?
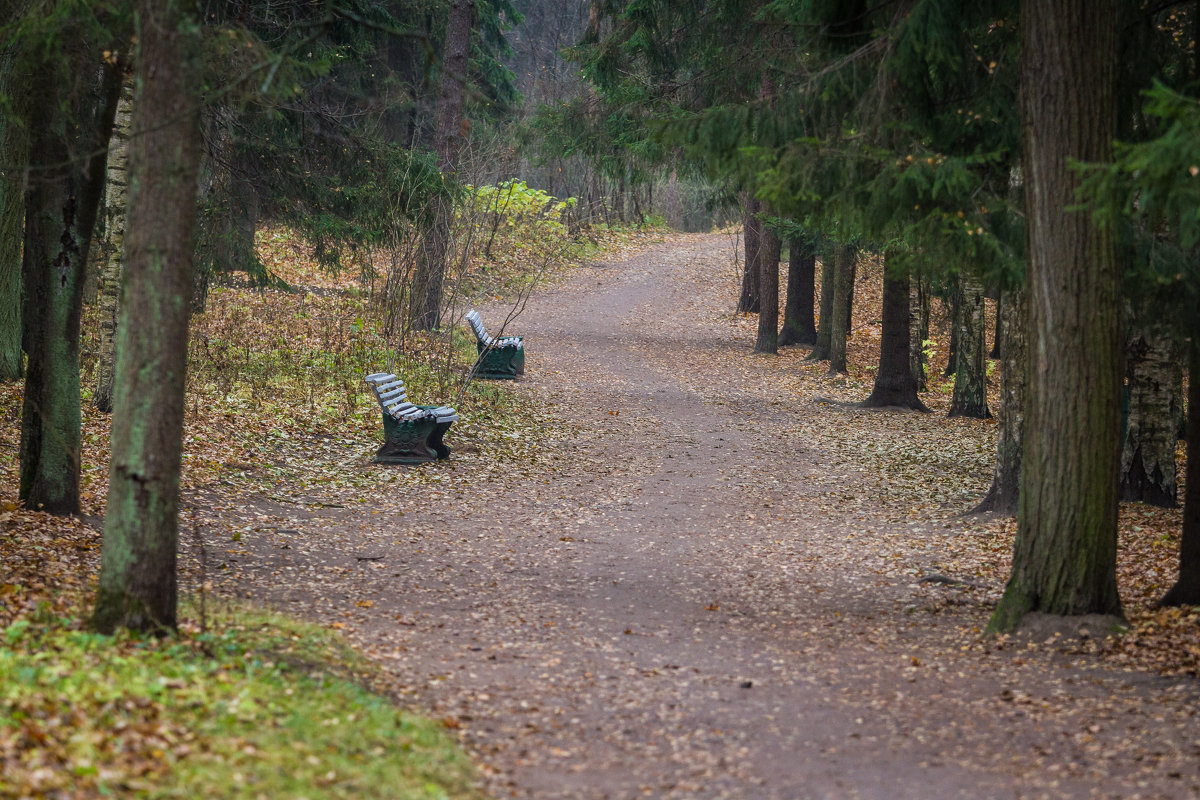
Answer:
191;232;1198;799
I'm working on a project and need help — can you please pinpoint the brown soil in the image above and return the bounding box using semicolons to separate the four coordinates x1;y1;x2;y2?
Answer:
198;232;1200;799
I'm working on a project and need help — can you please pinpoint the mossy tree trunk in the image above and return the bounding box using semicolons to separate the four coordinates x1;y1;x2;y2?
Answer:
989;0;1123;632
779;235;816;346
754;209;781;354
949;273;991;418
808;254;835;361
863;266;928;411
975;288;1027;515
94;73;134;413
93;0;204;635
1159;344;1200;607
1120;308;1180;507
827;245;855;375
738;194;761;314
0;35;29;383
19;38;122;516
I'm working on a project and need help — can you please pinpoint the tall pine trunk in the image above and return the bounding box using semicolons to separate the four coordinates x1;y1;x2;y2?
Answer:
827;245;855;374
0;36;29;382
949;274;990;418
863;267;927;410
93;0;203;635
1120;310;1180;507
738;195;761;314
989;0;1122;632
410;0;474;330
974;288;1027;515
779;235;816;346
1159;344;1200;606
20;46;122;515
754;211;781;354
808;255;835;361
94;74;134;413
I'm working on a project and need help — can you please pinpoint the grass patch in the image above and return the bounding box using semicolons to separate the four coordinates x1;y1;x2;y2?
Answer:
0;604;482;799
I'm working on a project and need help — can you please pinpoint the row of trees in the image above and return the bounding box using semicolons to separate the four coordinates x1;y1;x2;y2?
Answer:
573;0;1198;630
1;0;529;632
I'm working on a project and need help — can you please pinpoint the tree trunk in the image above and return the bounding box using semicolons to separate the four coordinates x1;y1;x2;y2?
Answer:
94;74;134;413
93;0;203;635
943;282;959;378
1120;310;1180;507
949;273;991;418
779;235;817;346
989;0;1122;632
754;212;781;354
410;0;474;330
738;194;761;314
909;276;930;391
990;293;1002;359
0;36;29;382
808;254;835;361
1159;344;1200;606
19;47;122;515
974;288;1027;515
863;268;928;410
827;245;855;374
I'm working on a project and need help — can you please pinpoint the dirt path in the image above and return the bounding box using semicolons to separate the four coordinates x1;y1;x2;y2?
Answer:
208;233;1199;799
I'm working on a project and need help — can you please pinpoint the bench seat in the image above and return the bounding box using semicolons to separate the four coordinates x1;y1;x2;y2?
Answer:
465;310;524;379
365;373;456;463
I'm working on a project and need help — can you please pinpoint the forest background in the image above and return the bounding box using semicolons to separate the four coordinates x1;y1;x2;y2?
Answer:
1;0;1199;796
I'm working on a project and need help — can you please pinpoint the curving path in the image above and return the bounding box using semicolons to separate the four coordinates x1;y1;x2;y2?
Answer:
214;233;1200;800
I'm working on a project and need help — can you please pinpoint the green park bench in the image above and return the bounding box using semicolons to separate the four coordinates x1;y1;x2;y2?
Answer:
465;309;524;379
364;373;458;464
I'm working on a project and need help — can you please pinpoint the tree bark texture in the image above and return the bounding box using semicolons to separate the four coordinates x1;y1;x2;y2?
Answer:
943;283;959;377
410;0;474;330
779;236;816;346
1120;309;1180;507
808;254;835;361
738;195;761;314
990;0;1123;632
94;75;134;413
1159;345;1200;606
909;276;931;391
754;212;781;354
827;245;855;374
949;273;991;418
863;268;928;410
0;37;29;382
94;0;204;635
975;288;1027;515
19;45;121;515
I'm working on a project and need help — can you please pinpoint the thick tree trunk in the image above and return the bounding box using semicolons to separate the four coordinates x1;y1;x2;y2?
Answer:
0;38;29;382
1159;345;1200;606
19;48;122;515
738;195;761;314
779;235;816;346
410;0;474;330
949;274;991;418
990;0;1122;632
909;276;931;391
754;212;781;354
863;268;928;410
827;245;855;374
974;288;1027;515
808;255;835;361
93;0;203;635
94;75;134;413
1120;311;1180;507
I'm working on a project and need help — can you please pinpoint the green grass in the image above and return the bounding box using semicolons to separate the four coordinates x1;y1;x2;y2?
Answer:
0;605;482;799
